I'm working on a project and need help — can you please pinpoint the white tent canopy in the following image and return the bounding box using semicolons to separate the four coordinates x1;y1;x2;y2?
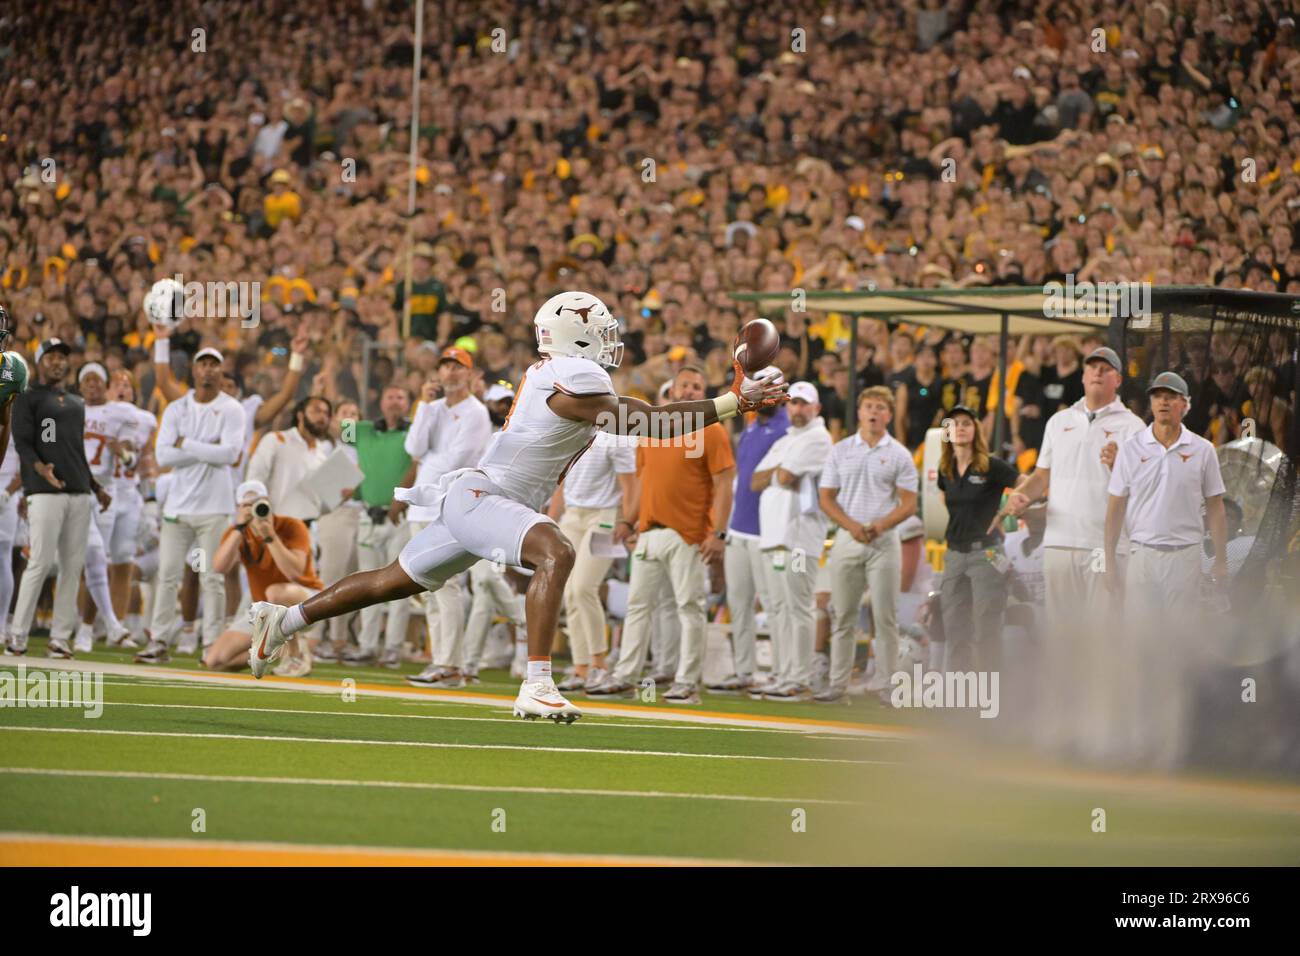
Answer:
730;285;1115;335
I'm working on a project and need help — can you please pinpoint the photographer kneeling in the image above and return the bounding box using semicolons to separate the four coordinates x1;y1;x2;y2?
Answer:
203;481;323;673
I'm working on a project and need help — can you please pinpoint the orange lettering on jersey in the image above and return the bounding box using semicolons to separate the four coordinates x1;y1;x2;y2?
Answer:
84;430;110;466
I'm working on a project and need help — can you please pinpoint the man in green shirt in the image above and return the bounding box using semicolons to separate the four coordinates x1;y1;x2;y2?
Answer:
340;384;414;666
393;243;446;341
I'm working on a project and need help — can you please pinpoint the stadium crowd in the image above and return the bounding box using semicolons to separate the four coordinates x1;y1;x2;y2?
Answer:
1;0;1297;732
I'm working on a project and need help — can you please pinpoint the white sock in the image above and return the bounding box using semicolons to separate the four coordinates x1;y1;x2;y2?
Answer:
76;623;92;641
526;658;551;682
83;547;122;631
125;614;142;638
282;603;308;636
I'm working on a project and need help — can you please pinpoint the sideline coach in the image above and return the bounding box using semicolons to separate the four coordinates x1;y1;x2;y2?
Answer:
1105;371;1226;767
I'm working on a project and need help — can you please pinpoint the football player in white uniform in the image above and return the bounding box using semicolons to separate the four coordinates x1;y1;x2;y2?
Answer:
106;370;157;647
75;363;136;651
249;290;787;720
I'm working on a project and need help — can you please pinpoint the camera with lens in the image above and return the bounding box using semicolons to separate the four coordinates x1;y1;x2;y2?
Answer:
252;499;272;519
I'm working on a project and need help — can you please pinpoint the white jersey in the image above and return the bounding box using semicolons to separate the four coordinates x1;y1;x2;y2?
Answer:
233;393;264;483
477;356;613;513
110;402;157;494
0;428;18;490
83;400;136;483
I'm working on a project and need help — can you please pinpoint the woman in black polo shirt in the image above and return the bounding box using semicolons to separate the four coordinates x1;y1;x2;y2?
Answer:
935;406;1020;673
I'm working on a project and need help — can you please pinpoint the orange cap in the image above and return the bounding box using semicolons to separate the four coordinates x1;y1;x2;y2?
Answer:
439;346;473;369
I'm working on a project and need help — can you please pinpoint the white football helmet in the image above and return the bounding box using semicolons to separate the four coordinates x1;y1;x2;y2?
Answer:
533;291;623;368
144;277;184;328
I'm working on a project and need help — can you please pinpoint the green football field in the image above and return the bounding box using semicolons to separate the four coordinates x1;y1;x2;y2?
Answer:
2;640;1298;866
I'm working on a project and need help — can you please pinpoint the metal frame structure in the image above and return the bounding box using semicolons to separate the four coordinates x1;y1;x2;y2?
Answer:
732;285;1300;460
731;285;1112;447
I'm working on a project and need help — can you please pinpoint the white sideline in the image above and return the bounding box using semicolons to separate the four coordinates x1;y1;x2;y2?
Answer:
0;657;903;738
5;697;881;741
0;767;857;805
0;725;892;765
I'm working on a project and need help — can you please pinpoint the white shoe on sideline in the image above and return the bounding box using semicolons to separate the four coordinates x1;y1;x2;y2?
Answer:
272;655;312;678
513;678;581;723
176;629;199;655
107;622;134;649
73;629;94;655
248;603;290;679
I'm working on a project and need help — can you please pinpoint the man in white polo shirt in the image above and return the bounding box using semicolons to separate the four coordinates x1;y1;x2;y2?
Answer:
1006;347;1146;611
1105;371;1227;767
817;386;918;703
404;347;492;687
1004;346;1145;753
137;347;246;664
750;382;833;700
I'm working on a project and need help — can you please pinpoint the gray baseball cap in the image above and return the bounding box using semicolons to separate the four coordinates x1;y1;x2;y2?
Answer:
1147;371;1190;397
1084;346;1122;373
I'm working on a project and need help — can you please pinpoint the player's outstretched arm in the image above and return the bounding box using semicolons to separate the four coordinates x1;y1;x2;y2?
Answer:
547;363;787;437
547;391;714;438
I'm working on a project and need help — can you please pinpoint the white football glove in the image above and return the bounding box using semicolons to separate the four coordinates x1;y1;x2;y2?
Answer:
732;365;788;411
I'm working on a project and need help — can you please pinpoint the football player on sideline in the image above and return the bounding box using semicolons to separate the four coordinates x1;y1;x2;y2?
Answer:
73;362;136;652
0;304;20;465
248;291;787;721
106;370;158;647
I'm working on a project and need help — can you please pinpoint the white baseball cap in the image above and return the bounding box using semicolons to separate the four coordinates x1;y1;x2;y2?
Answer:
194;347;224;363
235;480;269;504
787;381;820;404
78;362;108;383
484;383;514;402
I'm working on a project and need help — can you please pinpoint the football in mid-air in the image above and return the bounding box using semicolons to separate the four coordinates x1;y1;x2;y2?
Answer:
144;277;184;328
734;318;781;375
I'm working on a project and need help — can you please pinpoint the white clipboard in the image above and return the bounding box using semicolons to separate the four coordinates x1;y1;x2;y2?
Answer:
588;530;629;559
286;448;365;515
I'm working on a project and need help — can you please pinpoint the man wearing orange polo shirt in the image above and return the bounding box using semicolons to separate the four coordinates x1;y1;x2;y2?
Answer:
587;366;736;704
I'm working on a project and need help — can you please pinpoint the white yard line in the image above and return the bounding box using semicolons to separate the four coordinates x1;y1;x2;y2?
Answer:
0;658;904;738
0;767;856;805
0;725;892;765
